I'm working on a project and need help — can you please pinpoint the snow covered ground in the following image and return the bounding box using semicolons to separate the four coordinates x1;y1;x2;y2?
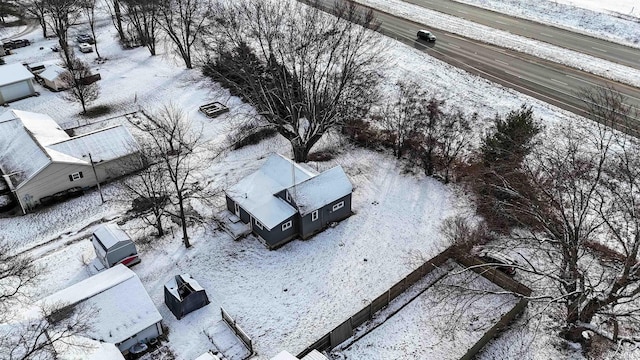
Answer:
1;0;639;359
454;0;640;46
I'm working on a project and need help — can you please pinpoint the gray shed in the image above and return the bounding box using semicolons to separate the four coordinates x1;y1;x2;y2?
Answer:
164;274;210;320
92;224;140;269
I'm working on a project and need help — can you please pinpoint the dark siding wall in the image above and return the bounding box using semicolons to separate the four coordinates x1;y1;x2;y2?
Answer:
225;195;234;213
300;210;323;239
323;194;352;225
256;215;299;249
225;196;250;223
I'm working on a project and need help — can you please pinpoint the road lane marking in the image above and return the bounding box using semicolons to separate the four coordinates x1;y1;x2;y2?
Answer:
591;46;608;53
457;9;468;14
495;59;510;67
540;32;554;38
550;78;568;86
504;70;521;79
448;43;460;49
494;20;507;25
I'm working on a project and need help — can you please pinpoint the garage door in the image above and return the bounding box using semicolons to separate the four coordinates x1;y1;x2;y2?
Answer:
0;80;33;103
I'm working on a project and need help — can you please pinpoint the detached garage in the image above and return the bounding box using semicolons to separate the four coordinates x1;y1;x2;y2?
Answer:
0;63;36;104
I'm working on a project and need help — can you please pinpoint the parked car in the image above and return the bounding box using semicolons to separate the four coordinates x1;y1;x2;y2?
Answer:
417;29;437;42
76;34;95;44
477;250;517;276
78;43;93;53
3;39;30;50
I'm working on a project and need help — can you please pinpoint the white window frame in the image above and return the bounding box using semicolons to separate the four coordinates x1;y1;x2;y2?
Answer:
70;172;82;181
332;201;344;212
282;220;292;231
254;219;263;230
311;210;319;221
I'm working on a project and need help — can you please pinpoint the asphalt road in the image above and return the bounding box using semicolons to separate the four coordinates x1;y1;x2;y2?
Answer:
309;0;640;136
403;0;640;70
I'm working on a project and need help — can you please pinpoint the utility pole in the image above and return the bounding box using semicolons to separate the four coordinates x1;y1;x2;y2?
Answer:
86;152;104;204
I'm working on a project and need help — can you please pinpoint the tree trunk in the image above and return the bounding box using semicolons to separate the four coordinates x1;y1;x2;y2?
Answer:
177;194;190;248
113;0;126;42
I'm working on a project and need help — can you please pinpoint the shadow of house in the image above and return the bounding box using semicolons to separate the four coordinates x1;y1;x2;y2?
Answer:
0;110;141;213
225;153;353;249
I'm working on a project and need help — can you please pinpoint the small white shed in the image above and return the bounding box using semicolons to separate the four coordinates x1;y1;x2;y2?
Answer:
39;64;69;91
0;63;36;104
92;224;140;269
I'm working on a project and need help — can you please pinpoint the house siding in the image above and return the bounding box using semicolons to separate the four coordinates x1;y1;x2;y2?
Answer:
116;321;162;353
16;163;94;210
300;194;352;239
253;214;298;249
225;195;251;223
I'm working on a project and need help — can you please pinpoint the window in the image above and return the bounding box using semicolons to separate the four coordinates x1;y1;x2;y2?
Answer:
69;171;84;181
254;219;263;230
332;201;344;212
311;210;319;221
285;191;291;202
282;220;292;231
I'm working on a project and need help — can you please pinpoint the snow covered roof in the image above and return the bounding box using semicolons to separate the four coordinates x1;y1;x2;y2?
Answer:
0;63;34;85
52;336;125;360
48;125;139;163
39;264;162;346
195;352;221;360
93;223;132;249
227;154;317;229
0;110;139;188
288;166;352;216
270;351;299;360
39;64;68;82
165;274;205;300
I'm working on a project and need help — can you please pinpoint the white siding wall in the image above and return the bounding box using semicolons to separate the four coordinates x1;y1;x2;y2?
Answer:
16;163;94;209
116;322;162;353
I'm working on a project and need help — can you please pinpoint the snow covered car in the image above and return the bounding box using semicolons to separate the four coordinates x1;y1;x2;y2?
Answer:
78;43;93;53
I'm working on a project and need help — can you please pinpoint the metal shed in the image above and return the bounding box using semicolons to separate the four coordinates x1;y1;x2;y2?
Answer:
164;274;210;320
92;223;140;269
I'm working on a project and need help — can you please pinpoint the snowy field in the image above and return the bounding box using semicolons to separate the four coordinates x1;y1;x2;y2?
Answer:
1;0;639;359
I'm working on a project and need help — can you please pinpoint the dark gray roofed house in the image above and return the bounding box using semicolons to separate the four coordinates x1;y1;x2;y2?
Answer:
225;153;353;249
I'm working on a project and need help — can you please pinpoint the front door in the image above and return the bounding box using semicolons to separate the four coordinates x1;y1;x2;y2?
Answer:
234;202;240;217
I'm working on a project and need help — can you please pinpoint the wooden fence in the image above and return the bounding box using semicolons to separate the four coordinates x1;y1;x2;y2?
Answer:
297;247;454;358
221;307;254;356
297;248;533;359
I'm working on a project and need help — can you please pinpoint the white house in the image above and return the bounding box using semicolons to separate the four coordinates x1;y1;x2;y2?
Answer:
39;264;163;355
0;109;141;212
0;63;36;104
38;64;70;91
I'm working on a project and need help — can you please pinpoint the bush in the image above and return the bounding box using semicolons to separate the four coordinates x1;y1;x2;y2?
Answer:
229;124;278;149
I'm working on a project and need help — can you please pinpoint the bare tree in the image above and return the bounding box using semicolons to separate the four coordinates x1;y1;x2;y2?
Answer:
0;239;39;317
435;110;473;183
61;55;100;114
376;81;425;159
21;0;49;38
102;0;127;44
118;144;171;237
157;0;210;69
0;0;19;23
206;0;382;162
1;303;96;360
406;97;444;176
44;0;81;66
122;0;159;55
489;87;640;344
131;105;205;248
80;0;100;58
